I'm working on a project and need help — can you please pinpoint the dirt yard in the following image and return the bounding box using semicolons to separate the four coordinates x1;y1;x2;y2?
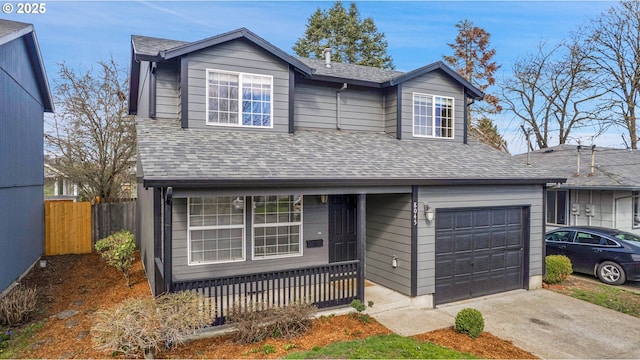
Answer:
11;252;536;359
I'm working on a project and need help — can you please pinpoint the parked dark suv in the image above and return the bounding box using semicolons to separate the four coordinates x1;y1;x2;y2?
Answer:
545;226;640;285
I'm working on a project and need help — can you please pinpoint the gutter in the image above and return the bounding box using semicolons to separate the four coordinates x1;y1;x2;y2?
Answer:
149;62;157;119
143;177;568;189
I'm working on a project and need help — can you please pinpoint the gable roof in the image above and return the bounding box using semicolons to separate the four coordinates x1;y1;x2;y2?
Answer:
513;144;640;190
137;118;564;188
0;19;53;112
129;28;484;113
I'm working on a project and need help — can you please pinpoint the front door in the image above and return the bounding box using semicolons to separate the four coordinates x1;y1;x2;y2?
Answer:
328;195;357;263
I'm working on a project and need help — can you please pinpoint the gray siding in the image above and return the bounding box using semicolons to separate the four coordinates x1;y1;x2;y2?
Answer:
136;185;156;294
365;193;412;295
401;71;465;141
156;60;179;119
567;189;614;229
294;82;384;132
136;61;150;119
185;39;290;132
172;195;328;281
612;190;640;235
0;36;45;292
384;87;397;136
416;185;543;297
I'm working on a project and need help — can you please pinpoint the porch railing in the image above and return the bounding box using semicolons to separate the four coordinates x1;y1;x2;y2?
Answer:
172;260;360;326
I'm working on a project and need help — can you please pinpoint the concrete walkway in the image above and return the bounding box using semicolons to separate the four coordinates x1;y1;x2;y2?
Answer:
367;287;640;359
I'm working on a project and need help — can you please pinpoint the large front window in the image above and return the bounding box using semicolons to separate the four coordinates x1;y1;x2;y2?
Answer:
206;69;273;128
546;190;568;225
413;93;454;138
188;196;245;265
252;195;302;259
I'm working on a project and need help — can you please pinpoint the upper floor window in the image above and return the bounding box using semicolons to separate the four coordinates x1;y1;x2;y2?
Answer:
546;189;568;225
413;93;454;138
206;69;273;128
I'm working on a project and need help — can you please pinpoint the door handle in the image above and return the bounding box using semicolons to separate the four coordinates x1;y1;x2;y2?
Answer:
559;245;567;249
594;249;603;253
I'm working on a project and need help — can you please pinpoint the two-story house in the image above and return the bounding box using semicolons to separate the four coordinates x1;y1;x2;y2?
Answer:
0;19;53;295
130;28;564;324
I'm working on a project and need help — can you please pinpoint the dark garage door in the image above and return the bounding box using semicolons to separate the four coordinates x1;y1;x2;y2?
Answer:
435;206;528;305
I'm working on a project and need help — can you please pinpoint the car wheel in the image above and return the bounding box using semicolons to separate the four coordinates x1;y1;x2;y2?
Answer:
597;261;626;285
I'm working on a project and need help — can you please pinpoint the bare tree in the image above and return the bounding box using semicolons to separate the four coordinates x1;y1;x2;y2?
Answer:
588;0;640;149
502;37;606;150
45;57;136;202
443;19;506;151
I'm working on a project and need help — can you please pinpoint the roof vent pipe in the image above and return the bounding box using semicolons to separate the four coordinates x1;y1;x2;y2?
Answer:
324;48;332;68
576;145;582;176
590;145;596;175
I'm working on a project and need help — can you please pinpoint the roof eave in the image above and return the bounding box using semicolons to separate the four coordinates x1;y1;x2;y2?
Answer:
21;28;53;112
142;177;566;189
388;61;484;99
160;28;313;76
305;74;383;88
553;184;640;191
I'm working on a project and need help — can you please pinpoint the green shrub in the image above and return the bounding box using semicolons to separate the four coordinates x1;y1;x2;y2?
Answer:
0;287;37;327
349;299;374;323
91;291;210;357
544;255;573;284
95;230;136;287
228;301;317;344
454;308;484;338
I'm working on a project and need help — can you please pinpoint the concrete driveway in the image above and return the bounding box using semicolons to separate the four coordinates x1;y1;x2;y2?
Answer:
371;289;640;359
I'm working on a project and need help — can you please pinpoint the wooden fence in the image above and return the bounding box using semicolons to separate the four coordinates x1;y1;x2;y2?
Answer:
44;200;136;255
44;200;92;255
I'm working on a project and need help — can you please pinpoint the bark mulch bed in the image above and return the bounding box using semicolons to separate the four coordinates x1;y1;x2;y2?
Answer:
11;253;536;359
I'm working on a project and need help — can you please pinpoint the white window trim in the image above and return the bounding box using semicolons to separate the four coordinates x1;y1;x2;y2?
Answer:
187;197;246;266
205;68;274;129
547;189;569;226
251;196;304;261
412;92;455;139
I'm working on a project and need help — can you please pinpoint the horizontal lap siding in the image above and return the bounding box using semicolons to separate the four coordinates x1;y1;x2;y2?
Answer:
137;185;156;293
365;194;412;295
401;72;465;141
384;87;397;136
416;185;543;296
294;83;384;131
171;196;328;281
186;40;290;132
156;60;179;119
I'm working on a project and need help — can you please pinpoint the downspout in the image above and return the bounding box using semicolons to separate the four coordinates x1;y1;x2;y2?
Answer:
464;93;474;145
336;83;347;130
163;187;173;293
149;62;157;119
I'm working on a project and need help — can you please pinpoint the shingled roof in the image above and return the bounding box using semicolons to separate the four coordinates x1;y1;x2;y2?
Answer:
513;144;640;190
137;118;563;187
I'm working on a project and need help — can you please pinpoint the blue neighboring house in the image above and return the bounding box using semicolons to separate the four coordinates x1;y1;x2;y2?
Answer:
0;19;53;294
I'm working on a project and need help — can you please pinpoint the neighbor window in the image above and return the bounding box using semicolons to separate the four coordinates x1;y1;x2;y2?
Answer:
187;196;245;264
633;191;640;228
252;195;302;259
546;190;568;225
413;93;454;138
206;69;273;128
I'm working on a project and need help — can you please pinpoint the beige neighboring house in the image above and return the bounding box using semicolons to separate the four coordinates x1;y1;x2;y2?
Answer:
44;163;79;200
514;144;640;235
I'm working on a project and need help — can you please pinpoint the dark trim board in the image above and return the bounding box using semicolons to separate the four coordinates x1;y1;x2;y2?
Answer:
180;57;189;129
288;67;295;134
396;84;403;140
410;186;418;297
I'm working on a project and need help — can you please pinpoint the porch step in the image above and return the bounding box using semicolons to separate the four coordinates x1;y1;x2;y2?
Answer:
365;282;413;315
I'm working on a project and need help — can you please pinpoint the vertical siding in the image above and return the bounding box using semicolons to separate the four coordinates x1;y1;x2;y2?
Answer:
401;71;465;141
156;60;179;119
185;39;290;132
0;37;45;292
0;186;43;292
365;193;412;295
172;195;329;281
294;82;384;131
137;184;156;293
416;185;543;297
384;87;397;136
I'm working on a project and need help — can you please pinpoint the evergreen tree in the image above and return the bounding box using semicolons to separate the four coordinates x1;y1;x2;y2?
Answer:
293;1;394;69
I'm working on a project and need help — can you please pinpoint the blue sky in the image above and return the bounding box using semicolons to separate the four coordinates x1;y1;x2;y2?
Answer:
2;0;619;153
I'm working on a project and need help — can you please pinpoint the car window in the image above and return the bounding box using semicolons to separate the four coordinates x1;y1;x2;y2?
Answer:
575;232;602;245
602;238;618;246
545;231;572;242
614;231;640;243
